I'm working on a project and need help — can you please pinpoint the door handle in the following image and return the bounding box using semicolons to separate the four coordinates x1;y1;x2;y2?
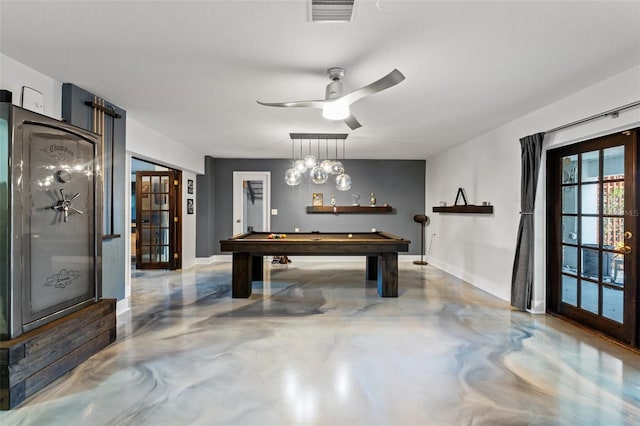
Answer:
620;245;632;255
236;219;241;223
624;231;633;240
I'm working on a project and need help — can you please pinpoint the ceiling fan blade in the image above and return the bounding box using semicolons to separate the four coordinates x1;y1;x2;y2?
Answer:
256;100;325;109
341;69;405;105
344;115;362;130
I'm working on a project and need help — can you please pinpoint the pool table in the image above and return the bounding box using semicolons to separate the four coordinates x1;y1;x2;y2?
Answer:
220;231;411;298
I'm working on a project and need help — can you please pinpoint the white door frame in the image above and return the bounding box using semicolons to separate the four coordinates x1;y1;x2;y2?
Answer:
233;171;271;235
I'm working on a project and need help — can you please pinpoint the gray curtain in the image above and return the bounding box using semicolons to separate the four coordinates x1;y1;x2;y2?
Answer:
511;132;545;310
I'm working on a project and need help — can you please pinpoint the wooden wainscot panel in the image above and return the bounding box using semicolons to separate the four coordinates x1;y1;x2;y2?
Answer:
0;299;116;410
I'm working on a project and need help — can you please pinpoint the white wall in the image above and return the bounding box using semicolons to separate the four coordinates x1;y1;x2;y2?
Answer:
2;53;205;311
426;65;640;312
126;118;204;175
125;118;205;274
0;53;62;119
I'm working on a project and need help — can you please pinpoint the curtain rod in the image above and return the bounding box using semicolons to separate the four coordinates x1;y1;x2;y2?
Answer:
545;100;640;134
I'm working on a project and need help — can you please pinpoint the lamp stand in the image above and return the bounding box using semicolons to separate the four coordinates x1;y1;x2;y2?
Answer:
413;215;428;265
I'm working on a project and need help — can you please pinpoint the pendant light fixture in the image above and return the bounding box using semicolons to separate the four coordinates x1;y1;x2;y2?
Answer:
286;133;350;187
335;138;351;191
310;139;329;184
320;139;334;174
285;138;302;186
293;138;307;173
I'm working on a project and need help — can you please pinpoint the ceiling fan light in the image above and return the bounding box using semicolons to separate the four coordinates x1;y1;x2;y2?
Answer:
322;99;350;120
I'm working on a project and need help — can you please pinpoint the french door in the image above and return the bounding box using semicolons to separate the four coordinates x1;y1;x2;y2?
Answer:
547;129;638;346
135;171;182;269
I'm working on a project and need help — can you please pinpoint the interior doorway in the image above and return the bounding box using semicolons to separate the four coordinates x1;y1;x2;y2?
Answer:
131;158;182;270
233;171;271;235
546;129;638;346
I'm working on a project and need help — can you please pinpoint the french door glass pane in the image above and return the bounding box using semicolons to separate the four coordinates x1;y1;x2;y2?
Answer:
603;217;624;250
562;245;577;274
603;182;624;215
561;275;577;306
603;146;624;180
580;280;599;314
581;216;599;245
602;287;623;323
581;183;600;214
562;186;578;214
581;150;600;182
562;155;578;184
562;216;578;244
581;247;599;279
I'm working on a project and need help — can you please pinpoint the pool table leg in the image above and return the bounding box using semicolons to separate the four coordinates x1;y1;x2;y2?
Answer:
366;256;378;280
252;256;264;281
377;253;398;297
232;253;252;298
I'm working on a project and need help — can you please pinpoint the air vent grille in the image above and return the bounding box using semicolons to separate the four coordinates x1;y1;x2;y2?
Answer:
309;0;356;23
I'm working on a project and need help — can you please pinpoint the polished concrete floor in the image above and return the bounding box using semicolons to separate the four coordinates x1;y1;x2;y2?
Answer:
2;259;639;425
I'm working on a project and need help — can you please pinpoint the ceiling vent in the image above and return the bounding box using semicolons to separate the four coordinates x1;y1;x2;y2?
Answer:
308;0;356;23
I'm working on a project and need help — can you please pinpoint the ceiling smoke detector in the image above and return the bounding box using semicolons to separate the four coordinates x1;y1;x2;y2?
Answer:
308;0;356;23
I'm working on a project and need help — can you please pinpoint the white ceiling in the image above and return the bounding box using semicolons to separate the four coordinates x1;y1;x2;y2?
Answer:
1;1;639;159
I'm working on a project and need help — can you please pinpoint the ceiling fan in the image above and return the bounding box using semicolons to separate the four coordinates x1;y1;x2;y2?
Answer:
257;67;405;130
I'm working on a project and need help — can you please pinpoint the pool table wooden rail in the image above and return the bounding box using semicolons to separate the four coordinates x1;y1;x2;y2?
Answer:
220;231;410;298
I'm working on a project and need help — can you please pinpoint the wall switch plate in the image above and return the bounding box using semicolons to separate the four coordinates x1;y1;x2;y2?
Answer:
271;209;278;215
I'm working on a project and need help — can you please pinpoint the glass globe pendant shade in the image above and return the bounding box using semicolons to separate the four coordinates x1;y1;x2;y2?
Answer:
336;173;352;191
304;154;317;169
284;168;302;186
294;159;307;173
310;166;328;184
331;160;344;175
320;159;333;174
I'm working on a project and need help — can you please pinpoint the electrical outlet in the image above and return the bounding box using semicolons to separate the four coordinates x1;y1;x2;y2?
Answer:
294;227;300;232
271;209;278;215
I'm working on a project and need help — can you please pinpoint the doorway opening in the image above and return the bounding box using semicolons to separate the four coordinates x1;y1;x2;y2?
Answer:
546;129;638;347
233;171;271;235
131;158;182;270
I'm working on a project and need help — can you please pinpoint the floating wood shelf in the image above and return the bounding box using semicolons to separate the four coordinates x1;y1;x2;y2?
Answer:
432;205;494;214
307;205;393;214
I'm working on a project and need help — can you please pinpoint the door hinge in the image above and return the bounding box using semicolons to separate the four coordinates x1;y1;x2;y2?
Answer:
173;252;179;259
174;216;179;223
174;179;179;186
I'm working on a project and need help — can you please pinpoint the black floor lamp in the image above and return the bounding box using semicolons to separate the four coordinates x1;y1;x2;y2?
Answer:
413;214;428;265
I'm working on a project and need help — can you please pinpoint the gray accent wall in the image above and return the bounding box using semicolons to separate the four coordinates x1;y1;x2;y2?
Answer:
197;158;426;256
196;156;216;256
62;83;126;300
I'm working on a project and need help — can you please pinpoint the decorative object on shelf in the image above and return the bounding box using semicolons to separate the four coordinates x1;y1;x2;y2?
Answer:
330;193;336;206
352;193;360;206
312;192;323;206
187;179;194;194
370;192;376;206
432;187;493;214
187;199;194;214
413;214;429;265
306;205;393;214
454;187;468;206
432;205;494;214
285;133;351;189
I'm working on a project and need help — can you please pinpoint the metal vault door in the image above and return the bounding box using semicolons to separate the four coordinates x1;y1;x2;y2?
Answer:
19;122;99;331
